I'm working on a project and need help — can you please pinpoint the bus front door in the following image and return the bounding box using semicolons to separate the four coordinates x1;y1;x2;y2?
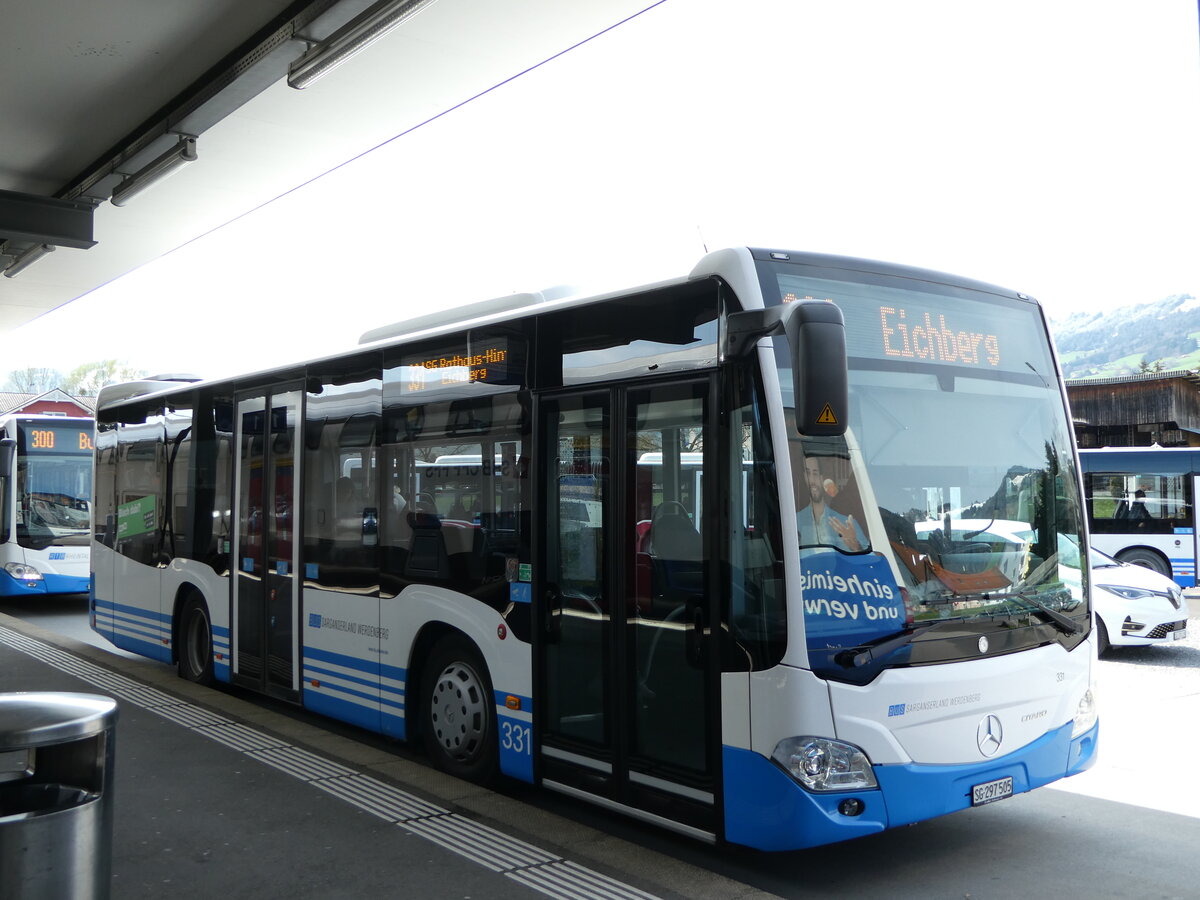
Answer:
232;388;302;702
538;380;719;839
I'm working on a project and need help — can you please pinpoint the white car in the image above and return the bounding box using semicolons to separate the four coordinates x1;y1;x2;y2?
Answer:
1090;547;1188;655
910;518;1189;655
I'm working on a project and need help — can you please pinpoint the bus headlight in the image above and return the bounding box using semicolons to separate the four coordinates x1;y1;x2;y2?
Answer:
1071;687;1097;738
772;736;878;791
4;562;43;581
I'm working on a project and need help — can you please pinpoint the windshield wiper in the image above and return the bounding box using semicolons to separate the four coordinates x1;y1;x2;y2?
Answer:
921;587;1082;636
1012;591;1081;635
835;623;940;669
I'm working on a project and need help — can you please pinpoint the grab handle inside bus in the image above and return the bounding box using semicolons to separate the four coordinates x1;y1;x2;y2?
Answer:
724;301;848;436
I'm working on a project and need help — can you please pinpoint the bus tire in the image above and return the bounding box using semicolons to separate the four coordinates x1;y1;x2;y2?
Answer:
178;593;215;686
421;635;497;784
1116;548;1170;577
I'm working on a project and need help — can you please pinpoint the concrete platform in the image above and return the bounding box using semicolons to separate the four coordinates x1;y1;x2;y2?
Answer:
0;614;764;900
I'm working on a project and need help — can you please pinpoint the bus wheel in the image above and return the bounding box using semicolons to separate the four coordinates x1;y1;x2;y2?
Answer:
178;593;215;686
421;636;497;783
1116;548;1170;577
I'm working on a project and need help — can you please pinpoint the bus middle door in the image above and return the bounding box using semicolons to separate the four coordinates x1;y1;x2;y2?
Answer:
538;379;718;839
232;388;302;702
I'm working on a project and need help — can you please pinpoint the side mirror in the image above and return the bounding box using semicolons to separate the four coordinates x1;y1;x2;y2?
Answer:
0;438;14;476
724;301;848;436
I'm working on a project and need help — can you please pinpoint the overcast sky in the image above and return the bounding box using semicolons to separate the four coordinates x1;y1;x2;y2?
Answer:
8;0;1200;384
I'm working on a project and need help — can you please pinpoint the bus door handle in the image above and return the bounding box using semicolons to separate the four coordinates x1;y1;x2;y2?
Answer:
545;582;563;643
686;604;706;667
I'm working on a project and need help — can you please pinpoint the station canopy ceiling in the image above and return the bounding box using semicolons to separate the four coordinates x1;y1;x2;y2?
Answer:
0;0;650;334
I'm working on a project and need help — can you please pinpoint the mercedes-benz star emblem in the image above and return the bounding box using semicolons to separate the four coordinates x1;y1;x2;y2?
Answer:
978;635;990;654
977;714;1003;757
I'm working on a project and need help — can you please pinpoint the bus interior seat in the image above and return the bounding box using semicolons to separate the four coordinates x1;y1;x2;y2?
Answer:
646;502;703;608
647;501;701;561
405;510;449;580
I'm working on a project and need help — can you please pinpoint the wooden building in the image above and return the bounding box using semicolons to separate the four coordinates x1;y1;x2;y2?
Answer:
1067;370;1200;448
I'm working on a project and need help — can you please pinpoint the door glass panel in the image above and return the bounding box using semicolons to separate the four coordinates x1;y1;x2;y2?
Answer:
234;390;300;695
266;391;300;692
629;384;709;777
545;395;610;749
235;394;266;680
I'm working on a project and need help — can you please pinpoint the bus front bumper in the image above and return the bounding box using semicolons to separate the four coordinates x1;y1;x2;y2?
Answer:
722;719;1098;851
0;569;90;597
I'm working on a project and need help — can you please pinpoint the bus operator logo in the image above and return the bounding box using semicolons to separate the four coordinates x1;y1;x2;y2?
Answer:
977;714;1004;757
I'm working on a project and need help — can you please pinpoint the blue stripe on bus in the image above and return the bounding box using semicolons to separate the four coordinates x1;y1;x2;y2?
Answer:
302;649;405;695
110;617;163;645
301;671;384;708
111;631;173;664
380;660;406;682
382;709;406;740
304;645;389;675
303;689;381;732
93;598;172;625
302;661;382;692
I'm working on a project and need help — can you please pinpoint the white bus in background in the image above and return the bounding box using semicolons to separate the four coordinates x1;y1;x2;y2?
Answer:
89;247;1097;850
1079;446;1200;583
0;414;93;597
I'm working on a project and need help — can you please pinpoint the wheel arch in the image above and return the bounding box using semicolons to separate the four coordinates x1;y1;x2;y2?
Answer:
406;621;482;745
1114;545;1172;577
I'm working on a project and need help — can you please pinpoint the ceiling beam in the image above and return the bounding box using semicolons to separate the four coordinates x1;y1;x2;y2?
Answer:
0;189;96;250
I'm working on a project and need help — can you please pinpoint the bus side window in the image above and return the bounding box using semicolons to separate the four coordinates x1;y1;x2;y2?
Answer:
726;372;787;671
1087;471;1189;535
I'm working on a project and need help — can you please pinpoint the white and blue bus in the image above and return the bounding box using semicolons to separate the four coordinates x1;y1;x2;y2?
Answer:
90;248;1097;850
0;414;93;597
1079;445;1200;585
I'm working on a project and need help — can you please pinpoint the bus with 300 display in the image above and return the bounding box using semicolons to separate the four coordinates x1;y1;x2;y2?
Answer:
0;414;93;597
89;248;1096;850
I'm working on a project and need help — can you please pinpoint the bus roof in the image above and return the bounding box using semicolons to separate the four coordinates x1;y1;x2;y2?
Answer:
93;265;708;415
93;245;1033;417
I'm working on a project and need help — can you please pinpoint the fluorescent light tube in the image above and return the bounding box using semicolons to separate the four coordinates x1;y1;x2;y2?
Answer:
111;137;198;208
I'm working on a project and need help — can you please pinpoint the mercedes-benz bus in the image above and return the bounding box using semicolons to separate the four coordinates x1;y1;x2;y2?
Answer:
0;414;93;597
89;247;1097;850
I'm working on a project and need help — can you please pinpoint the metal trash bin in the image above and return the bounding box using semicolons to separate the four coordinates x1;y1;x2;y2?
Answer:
0;692;118;900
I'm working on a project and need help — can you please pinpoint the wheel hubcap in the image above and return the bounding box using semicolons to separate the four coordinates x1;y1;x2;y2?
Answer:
429;661;486;762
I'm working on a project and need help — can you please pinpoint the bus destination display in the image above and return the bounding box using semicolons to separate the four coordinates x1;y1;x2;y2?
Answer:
776;273;1053;379
18;421;95;454
400;339;513;393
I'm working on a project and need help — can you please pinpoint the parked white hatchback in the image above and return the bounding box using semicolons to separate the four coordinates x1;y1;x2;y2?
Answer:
1091;547;1188;655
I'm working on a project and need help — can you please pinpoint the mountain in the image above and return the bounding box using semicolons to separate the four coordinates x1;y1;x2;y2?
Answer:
1050;294;1200;380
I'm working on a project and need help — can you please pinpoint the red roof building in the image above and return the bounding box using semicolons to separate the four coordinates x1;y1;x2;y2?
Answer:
0;388;94;418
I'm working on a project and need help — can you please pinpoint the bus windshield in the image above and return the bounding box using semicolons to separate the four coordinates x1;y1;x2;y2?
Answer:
763;262;1088;678
16;422;93;550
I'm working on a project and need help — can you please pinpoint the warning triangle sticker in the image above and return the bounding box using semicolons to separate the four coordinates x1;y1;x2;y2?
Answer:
816;404;839;426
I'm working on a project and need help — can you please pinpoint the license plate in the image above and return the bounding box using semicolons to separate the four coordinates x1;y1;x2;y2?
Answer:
1172;628;1188;641
972;776;1013;806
